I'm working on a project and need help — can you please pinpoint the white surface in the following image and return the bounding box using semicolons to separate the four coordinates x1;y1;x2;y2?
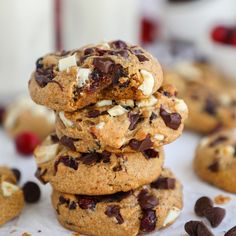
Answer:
0;129;235;236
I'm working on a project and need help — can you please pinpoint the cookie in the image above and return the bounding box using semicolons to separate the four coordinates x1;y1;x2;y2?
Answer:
3;96;55;140
194;129;236;193
0;167;24;225
51;168;183;236
34;134;164;195
164;62;236;134
28;40;163;111
55;85;188;153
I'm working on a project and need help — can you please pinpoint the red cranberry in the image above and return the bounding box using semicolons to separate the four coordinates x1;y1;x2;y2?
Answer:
0;106;5;125
229;29;236;46
211;26;229;44
15;132;40;156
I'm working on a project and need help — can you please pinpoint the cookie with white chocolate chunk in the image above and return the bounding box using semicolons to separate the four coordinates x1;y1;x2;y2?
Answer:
28;40;163;111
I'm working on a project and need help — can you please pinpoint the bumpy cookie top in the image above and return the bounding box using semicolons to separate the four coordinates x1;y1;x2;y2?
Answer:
29;40;163;111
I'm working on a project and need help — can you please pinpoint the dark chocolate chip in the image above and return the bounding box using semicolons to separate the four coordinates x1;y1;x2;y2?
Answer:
142;149;159;159
101;151;111;163
209;136;228;147
35;57;43;69
111;64;128;85
204;98;217;116
54;156;79;173
11;168;21;183
138;189;159;210
160;107;182;130
59;196;69;205
35;168;48;184
225;226;236;236
87;110;101;118
84;47;96;55
77;196;97;210
60;136;78;151
149;112;157;124
50;133;59;143
68;201;77;210
131;48;143;54
113;164;122;172
128;112;143;131
140;210;157;232
129;135;153;152
105;205;124;224
22;181;41;203
80;153;101;165
151;177;176;190
194;196;213;217
208;161;219;172
204;207;226;228
110;40;127;49
136;54;149;62
35;67;56;88
93;58;114;74
185;221;214;236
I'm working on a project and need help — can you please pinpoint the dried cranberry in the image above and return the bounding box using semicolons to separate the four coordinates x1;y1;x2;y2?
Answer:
140;210;157;232
160;107;182;130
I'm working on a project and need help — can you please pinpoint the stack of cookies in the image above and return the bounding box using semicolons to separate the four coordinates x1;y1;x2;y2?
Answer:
29;40;188;236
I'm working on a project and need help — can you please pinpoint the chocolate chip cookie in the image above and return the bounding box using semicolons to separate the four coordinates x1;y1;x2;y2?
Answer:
51;168;183;236
0;167;24;225
55;85;188;153
34;134;164;195
194;129;236;193
164;62;236;134
29;40;163;111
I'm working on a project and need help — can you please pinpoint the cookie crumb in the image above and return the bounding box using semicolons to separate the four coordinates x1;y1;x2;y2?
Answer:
214;195;231;205
22;233;31;236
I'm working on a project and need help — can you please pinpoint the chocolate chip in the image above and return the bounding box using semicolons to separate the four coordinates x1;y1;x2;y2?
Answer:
151;177;176;190
131;48;143;54
225;226;236;236
194;196;213;217
68;201;77;210
111;64;128;85
84;47;96;55
204;207;226;228
138;189;159;210
149;112;157;124
60;136;78;151
54;156;79;173
59;196;69;205
136;54;149;62
101;151;111;163
140;210;157;232
0;106;5;125
81;153;101;165
209;136;228;147
110;40;127;49
35;67;57;88
129;135;153;152
77;196;97;210
105;205;124;224
113;164;122;172
208;161;219;172
50;133;59;143
22;181;41;203
142;149;159;159
35;168;47;184
11;168;21;183
128;112;143;130
185;221;214;236
87;110;101;118
35;57;43;69
204;98;217;116
93;58;114;74
160;107;182;130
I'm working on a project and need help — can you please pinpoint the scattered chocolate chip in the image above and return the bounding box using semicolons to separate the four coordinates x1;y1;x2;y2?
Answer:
113;164;122;172
105;205;124;224
209;136;228;147
136;54;149;62
54;156;79;173
80;153;101;165
204;207;226;228
142;149;159;159
140;210;157;232
185;221;214;236
204;98;217;116
50;133;59;143
23;181;41;203
138;189;159;210
35;67;54;87
11;168;21;183
112;50;129;58
225;226;236;236
111;64;128;85
84;47;96;55
131;48;143;54
68;201;77;210
77;196;97;210
87;110;101;118
149;112;157;124
128;112;143;130
151;177;176;190
129;135;153;152
60;136;78;151
93;58;114;74
208;161;219;172
35;168;47;184
35;57;43;69
0;106;5;125
194;196;213;217
59;196;69;205
160;107;182;130
101;151;112;163
110;40;127;49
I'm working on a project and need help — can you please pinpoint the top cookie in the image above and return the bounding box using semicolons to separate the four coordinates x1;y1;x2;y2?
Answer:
29;40;163;111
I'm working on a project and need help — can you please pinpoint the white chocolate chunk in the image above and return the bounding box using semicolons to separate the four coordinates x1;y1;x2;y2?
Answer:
107;105;128;117
163;207;181;227
58;55;77;71
154;134;165;141
96;100;113;107
77;68;91;88
200;137;209;147
59;112;74;127
219;94;231;106
136;96;158;107
174;99;188;113
96;122;105;129
138;70;154;96
35;143;59;164
117;99;134;108
1;181;19;197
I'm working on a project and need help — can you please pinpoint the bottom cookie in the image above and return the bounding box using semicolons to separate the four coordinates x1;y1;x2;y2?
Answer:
0;167;24;225
51;168;183;236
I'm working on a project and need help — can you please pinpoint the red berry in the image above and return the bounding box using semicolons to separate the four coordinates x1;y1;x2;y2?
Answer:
211;26;229;44
15;132;40;156
141;17;158;45
229;29;236;46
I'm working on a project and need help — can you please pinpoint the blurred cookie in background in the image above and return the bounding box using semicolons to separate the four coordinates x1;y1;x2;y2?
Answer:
164;62;236;134
3;96;55;140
